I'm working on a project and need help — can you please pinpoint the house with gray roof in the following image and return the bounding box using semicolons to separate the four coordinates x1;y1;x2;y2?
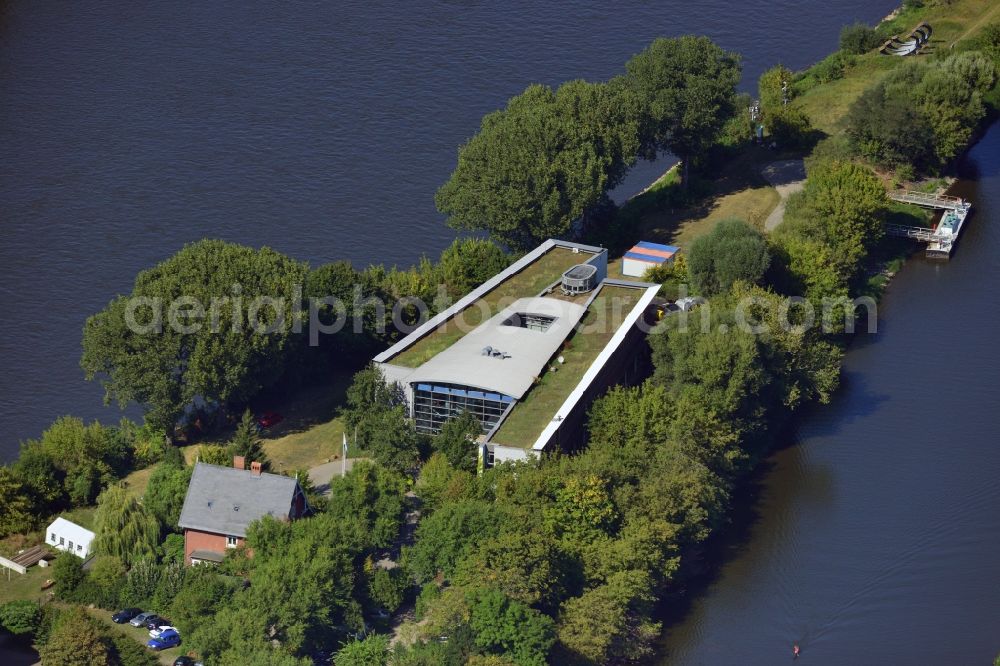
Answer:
177;457;308;565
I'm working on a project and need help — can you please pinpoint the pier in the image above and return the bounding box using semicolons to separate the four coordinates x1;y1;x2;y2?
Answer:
886;190;972;258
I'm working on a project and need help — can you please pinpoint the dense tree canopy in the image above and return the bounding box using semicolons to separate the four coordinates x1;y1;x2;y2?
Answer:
436;79;643;249
82;239;309;430
625;35;741;173
687;218;770;296
847;52;996;170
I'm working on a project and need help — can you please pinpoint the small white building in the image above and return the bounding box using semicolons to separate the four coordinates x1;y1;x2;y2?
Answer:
46;517;95;559
622;241;679;277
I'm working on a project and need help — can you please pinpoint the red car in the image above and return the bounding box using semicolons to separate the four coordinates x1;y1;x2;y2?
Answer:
256;411;284;429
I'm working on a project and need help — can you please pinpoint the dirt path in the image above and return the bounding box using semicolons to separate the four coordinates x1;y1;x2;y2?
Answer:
952;2;1000;47
760;160;806;231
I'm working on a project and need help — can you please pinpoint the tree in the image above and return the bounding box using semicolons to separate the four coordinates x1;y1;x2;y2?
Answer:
455;529;568;612
468;589;555;666
758;65;813;148
555;570;659;665
780;159;887;278
847;54;995;170
52;551;86;600
415;452;472;514
368;567;410;613
847;75;935;167
438;238;511;298
327;461;408;551
38;608;111;666
365;406;419;474
121;557;163;607
0;466;35;537
82;239;309;430
88;555;127;607
344;365;418;473
0;600;40;636
144;461;193;530
435;78;642;249
334;634;391;666
108;631;160;666
168;567;232;635
403;500;500;583
433;411;481;473
91;485;161;566
230;408;270;469
625;36;741;181
687;218;770;296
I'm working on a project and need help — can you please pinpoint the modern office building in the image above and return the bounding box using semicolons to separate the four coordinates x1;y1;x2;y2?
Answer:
373;239;659;465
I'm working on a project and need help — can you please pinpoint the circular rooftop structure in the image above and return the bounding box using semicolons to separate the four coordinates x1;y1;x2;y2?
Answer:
561;263;597;295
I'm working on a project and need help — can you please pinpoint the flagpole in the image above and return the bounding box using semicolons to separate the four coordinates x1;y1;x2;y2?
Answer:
342;432;348;477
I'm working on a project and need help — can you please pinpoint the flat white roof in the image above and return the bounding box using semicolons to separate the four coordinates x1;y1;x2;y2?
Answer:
403;297;587;399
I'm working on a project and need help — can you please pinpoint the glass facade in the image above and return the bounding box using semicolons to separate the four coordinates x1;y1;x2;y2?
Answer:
413;382;513;434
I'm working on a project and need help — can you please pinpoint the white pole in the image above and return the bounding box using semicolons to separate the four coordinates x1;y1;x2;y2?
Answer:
342;432;348;477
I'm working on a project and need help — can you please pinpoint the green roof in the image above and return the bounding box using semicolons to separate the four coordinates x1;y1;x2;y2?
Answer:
388;246;591;368
489;285;644;448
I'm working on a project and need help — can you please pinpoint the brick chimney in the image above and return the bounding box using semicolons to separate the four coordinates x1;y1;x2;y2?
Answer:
250;461;262;477
233;455;245;470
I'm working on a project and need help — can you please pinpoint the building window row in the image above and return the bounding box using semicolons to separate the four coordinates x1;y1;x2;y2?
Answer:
413;383;513;434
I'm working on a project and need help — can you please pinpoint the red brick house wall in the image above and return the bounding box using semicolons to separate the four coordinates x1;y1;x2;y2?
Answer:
184;529;244;564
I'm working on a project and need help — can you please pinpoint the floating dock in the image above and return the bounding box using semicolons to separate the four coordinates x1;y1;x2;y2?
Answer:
886;190;972;259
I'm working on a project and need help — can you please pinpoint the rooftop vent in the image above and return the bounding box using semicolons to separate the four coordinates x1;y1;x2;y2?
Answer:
561;263;597;295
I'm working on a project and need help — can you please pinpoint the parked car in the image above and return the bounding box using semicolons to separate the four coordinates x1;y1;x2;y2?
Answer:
256;411;283;429
150;625;177;639
147;628;181;650
130;611;155;627
143;615;165;630
172;657;194;666
111;608;142;624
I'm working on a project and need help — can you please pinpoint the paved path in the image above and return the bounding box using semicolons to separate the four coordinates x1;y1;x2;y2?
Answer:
308;457;366;495
760;159;806;231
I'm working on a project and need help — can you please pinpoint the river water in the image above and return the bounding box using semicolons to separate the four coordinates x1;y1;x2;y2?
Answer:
0;0;897;460
11;2;998;663
658;124;1000;663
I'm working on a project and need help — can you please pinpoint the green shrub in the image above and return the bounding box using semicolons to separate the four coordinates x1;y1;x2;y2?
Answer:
369;567;410;613
840;23;882;54
895;163;916;182
811;51;856;83
415;583;441;620
52;551;86;600
0;600;41;636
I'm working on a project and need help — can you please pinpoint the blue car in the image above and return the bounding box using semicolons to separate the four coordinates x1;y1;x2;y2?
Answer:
147;628;181;650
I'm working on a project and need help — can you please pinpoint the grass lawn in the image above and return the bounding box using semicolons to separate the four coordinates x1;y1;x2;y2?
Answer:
612;150;780;264
122;465;157;500
171;371;360;473
490;285;643;448
0;565;51;605
388;246;588;368
794;0;1000;134
59;506;97;531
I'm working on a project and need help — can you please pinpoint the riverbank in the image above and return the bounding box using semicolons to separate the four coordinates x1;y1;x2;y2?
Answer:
655;119;1000;665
